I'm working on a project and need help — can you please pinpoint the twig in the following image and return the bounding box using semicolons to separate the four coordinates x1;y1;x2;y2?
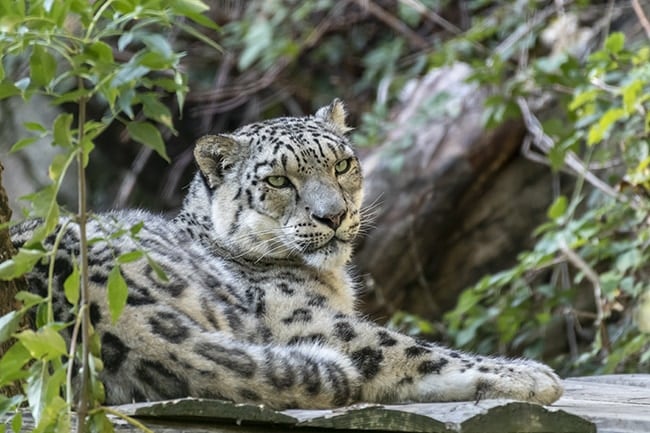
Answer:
113;146;153;208
398;0;462;35
98;407;156;433
632;0;650;40
76;80;91;433
516;97;638;209
558;241;604;326
350;0;428;49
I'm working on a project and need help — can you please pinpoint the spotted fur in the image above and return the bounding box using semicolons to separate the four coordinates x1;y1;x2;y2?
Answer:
10;100;563;408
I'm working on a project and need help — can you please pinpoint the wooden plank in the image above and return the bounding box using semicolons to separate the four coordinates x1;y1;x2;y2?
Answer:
20;375;650;432
116;397;594;433
554;376;650;433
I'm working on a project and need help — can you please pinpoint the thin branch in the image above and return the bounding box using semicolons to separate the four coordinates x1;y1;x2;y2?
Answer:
398;0;462;34
350;0;428;49
558;242;604;326
632;0;650;40
516;96;639;209
113;147;153;208
76;80;91;433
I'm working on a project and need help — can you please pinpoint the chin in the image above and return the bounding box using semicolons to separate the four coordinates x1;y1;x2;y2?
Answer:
304;240;352;270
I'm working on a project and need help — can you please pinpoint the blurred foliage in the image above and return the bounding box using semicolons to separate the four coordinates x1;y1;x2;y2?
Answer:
432;6;650;376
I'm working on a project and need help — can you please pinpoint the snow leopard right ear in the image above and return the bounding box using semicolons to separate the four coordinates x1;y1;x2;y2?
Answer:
194;135;241;188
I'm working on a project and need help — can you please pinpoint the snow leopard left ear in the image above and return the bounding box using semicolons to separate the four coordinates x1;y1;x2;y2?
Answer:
194;134;241;188
315;99;352;135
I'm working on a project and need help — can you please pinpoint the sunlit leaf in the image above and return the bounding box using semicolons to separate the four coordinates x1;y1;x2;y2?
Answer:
63;260;80;305
48;153;68;182
10;136;39;153
0;342;30;386
604;32;625;54
53;113;73;148
0;248;45;280
29;45;57;87
17;327;67;360
15;291;45;309
107;266;128;323
0;81;21;99
622;79;643;114
587;107;626;145
171;0;219;30
11;410;23;432
0;311;24;344
117;250;143;264
547;195;567;220
0;395;23;420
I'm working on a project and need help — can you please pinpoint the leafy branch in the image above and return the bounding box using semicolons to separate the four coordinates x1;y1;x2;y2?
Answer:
0;0;219;431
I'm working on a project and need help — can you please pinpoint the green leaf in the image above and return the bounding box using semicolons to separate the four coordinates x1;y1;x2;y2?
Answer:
0;395;23;420
126;121;169;162
21;184;60;241
587;107;626;145
0;310;24;344
29;45;57;88
48;153;68;182
146;255;168;282
604;32;625;54
0;342;30;386
24;121;47;133
16;327;67;360
85;41;114;64
622;79;643;114
0;81;21;99
547;195;568;220
0;248;45;280
139;92;174;129
12;412;23;433
239;19;272;70
117;250;143;264
616;248;642;273
140;33;173;60
53;113;73;148
10;136;39;153
569;88;599;112
107;266;128;323
129;221;144;236
111;62;150;88
15;291;45;308
63;260;80;305
171;0;219;30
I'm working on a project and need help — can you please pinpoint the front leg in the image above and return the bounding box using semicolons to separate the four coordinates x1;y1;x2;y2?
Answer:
278;310;563;405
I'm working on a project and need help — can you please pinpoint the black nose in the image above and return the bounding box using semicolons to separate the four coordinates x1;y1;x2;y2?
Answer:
312;211;345;230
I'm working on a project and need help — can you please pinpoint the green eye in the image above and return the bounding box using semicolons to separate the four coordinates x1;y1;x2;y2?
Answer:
266;175;291;188
334;158;352;174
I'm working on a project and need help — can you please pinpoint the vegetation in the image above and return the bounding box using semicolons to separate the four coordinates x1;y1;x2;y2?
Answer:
0;0;649;431
0;0;217;431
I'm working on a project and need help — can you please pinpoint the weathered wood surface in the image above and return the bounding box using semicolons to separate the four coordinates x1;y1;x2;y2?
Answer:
555;375;650;433
12;374;650;432
112;375;648;433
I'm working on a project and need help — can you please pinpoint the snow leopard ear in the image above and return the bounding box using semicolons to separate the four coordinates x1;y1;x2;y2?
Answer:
194;135;240;188
315;99;352;135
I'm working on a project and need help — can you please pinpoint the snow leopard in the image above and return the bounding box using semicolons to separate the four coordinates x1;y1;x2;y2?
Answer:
9;99;564;409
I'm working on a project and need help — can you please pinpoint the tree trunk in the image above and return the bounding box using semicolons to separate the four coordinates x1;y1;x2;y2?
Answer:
354;64;554;322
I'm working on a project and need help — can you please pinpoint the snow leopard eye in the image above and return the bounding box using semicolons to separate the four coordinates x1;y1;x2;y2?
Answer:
266;175;291;188
334;158;351;175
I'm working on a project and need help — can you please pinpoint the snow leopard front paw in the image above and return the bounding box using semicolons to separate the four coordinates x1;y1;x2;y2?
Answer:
477;359;564;405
